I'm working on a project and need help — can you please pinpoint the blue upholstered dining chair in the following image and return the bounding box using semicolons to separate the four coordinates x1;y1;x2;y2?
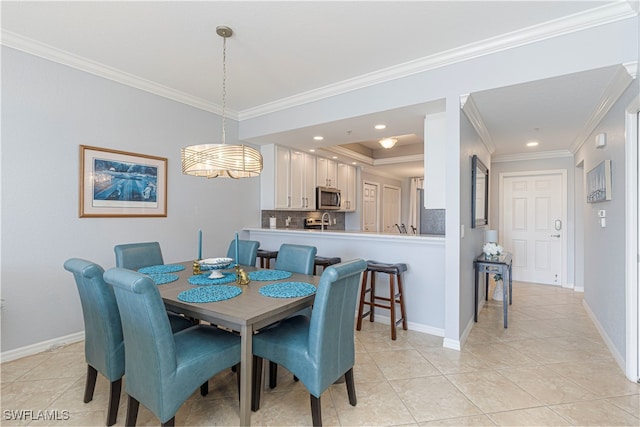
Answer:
63;258;124;426
274;243;317;274
252;259;367;426
103;268;242;427
226;239;260;266
114;241;163;271
268;243;318;386
64;258;194;426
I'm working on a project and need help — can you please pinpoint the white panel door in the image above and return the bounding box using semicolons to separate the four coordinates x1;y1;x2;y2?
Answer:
363;182;378;232
503;173;563;285
383;185;401;233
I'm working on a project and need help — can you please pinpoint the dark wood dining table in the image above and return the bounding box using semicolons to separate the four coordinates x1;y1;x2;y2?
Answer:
158;262;320;426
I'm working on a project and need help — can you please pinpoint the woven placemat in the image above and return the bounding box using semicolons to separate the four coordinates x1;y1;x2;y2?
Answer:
188;272;236;286
148;273;179;285
249;270;292;281
259;282;316;298
178;285;242;303
138;264;185;274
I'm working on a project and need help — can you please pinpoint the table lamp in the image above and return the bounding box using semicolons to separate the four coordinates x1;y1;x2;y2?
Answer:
485;229;498;243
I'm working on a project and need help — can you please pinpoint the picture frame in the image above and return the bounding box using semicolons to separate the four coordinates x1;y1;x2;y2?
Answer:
586;159;612;203
471;155;489;228
80;145;167;217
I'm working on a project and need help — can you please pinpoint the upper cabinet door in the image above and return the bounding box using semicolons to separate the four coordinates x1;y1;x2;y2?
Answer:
337;163;356;211
275;145;291;209
317;157;337;188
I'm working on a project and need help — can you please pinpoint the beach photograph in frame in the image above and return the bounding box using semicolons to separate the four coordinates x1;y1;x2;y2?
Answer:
80;145;167;217
586;159;612;203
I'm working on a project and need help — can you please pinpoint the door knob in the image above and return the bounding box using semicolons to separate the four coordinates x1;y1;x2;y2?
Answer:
551;234;560;238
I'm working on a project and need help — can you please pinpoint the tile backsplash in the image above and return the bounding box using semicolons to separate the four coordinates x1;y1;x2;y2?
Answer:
261;211;345;230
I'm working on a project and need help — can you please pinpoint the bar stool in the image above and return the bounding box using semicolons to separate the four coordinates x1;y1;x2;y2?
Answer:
357;261;408;340
256;249;278;269
313;256;341;275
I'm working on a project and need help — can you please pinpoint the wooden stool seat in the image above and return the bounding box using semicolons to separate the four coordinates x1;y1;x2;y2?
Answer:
357;260;408;340
313;256;342;275
256;249;278;269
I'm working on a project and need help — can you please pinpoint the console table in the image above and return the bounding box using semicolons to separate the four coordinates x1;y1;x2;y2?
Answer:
473;252;512;328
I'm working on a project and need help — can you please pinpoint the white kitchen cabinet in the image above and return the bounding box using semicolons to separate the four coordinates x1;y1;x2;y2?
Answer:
290;150;316;210
274;145;291;209
337;163;357;211
317;157;338;188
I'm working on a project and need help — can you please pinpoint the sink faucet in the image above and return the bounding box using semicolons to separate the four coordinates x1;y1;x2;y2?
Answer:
321;212;331;232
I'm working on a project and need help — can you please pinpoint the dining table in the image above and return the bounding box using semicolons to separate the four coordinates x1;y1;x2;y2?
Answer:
157;261;320;426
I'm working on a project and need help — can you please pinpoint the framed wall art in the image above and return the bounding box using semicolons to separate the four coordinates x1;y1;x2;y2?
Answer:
586;159;612;203
80;145;167;217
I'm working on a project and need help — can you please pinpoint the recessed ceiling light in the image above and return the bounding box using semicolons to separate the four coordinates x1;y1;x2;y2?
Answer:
313;136;324;141
374;124;386;130
351;162;357;165
526;141;539;147
309;149;315;152
332;156;338;159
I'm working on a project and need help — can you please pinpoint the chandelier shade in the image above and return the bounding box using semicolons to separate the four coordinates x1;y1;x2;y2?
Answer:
181;144;263;178
181;25;263;179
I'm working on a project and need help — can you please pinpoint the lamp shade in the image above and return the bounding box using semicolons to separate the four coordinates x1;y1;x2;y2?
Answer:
484;229;498;243
181;144;263;179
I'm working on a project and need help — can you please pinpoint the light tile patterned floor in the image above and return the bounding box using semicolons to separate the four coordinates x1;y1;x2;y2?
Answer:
1;281;639;426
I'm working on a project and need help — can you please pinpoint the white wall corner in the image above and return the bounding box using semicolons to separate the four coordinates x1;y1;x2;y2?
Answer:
461;94;495;154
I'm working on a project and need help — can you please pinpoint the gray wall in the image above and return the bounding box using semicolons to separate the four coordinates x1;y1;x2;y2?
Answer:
459;111;492;334
574;83;638;358
1;47;261;352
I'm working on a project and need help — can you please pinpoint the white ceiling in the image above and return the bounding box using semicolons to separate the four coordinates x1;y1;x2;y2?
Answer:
2;1;636;178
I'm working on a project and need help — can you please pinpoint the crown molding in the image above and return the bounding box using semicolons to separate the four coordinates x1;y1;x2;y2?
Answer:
0;29;241;120
461;94;496;154
492;149;573;163
623;61;638;79
2;1;635;121
321;146;374;165
239;2;636;119
373;154;423;166
359;165;405;181
569;64;635;153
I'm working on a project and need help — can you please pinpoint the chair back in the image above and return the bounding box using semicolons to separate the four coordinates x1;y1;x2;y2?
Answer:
103;267;177;413
307;259;366;395
63;258;124;381
226;239;260;266
114;241;163;270
275;244;317;274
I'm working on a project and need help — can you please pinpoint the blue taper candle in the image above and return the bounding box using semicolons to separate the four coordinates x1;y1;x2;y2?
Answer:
235;232;239;265
198;230;202;260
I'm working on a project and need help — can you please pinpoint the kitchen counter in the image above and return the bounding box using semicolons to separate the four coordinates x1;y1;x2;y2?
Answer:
246;227;446;337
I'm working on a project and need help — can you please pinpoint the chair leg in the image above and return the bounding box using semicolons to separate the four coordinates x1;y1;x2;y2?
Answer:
83;365;98;403
200;381;208;396
106;378;122;426
344;368;357;406
161;418;175;427
389;274;397;340
269;361;278;389
397;273;408;331
252;357;263;411
356;270;368;331
234;363;241;402
310;394;322;427
125;395;139;427
369;272;376;323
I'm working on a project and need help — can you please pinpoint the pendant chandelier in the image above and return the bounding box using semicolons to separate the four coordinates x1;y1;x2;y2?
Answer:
181;26;263;179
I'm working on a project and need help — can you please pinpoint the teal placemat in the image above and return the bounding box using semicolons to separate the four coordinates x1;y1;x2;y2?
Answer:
178;285;242;303
138;264;185;274
188;272;236;286
259;282;316;298
148;273;179;285
249;270;292;281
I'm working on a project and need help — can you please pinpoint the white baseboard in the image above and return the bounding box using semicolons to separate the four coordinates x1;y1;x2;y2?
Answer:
581;300;626;373
573;285;585;293
1;331;85;363
361;315;444;337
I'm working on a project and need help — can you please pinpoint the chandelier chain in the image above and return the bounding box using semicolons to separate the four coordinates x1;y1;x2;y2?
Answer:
221;34;227;145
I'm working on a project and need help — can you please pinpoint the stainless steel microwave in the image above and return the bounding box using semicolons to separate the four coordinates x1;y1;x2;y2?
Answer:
316;186;341;210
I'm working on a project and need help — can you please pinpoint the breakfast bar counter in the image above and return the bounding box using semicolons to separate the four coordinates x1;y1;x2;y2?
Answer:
245;227;446;337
